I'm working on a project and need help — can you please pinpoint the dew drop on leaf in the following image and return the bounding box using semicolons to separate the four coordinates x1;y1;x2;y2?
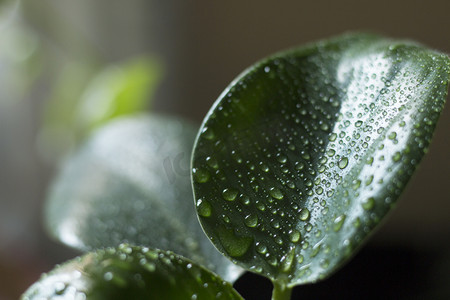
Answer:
320;259;330;269
388;132;397;140
365;175;374;186
256;242;268;254
269;187;284;200
333;215;346;232
328;133;337;142
327;149;336;157
217;227;253;258
201;127;215;140
338;157;349;169
222;188;238;201
392;152;402;162
299;208;310;221
361;197;375;210
196;199;212;217
244;214;258;228
193;168;210;183
289;229;301;243
280;248;295;272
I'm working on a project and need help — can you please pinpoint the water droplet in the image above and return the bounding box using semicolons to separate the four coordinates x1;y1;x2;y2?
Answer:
256;201;266;211
244;214;258;228
327;149;336;157
338;157;349;169
268;256;278;266
206;156;219;169
193;168;210;183
281;248;295;272
241;196;250;205
277;154;287;164
222;214;231;223
301;152;311;160
196;199;212;217
318;165;326;173
353;217;361;228
320;258;330;269
201;127;215;140
269;187;284;200
352;179;361;190
143;262;156;272
388;132;397;140
54;282;66;295
355;120;363;127
289;230;301;243
218;227;253;258
320;123;329;131
392;151;402;162
311;243;322;257
260;164;270;172
295;161;305;170
305;223;313;232
256;242;267;254
302;241;309;249
104;272;113;281
222;188;238;201
333;214;346;232
299;208;310;221
362;197;375;210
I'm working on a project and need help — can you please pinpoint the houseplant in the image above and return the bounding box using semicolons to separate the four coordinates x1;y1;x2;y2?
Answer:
22;32;450;299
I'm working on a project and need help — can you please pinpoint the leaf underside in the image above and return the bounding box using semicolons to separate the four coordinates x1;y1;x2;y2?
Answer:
191;33;450;287
21;244;243;300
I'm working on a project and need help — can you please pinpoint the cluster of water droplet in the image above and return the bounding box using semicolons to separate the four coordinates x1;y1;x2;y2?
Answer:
22;244;242;299
192;35;450;285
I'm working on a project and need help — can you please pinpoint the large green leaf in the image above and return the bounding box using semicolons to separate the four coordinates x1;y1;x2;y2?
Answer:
21;244;243;300
45;114;242;282
191;33;450;290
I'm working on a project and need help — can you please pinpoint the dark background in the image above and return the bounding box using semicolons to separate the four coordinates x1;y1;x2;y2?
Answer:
1;0;449;298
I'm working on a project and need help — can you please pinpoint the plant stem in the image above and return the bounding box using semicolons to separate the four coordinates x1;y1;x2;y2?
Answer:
272;281;292;300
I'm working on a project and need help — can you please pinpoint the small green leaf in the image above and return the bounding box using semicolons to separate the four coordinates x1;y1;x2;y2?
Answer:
76;56;163;133
21;244;243;300
45;114;242;282
39;56;162;163
191;33;450;287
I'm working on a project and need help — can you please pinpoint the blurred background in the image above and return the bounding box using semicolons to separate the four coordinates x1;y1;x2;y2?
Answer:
1;0;450;299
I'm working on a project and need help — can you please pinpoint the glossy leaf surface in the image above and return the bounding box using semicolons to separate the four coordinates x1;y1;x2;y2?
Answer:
22;244;243;300
192;33;450;287
45;114;241;282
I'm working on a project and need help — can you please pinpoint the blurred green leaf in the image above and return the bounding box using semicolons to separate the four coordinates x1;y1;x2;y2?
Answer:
39;56;163;163
191;33;450;291
45;114;242;282
76;56;163;132
21;244;243;300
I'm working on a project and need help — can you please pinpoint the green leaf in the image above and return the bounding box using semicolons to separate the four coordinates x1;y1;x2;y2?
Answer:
76;56;163;133
38;56;162;163
21;244;243;300
191;33;450;288
45;114;242;282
